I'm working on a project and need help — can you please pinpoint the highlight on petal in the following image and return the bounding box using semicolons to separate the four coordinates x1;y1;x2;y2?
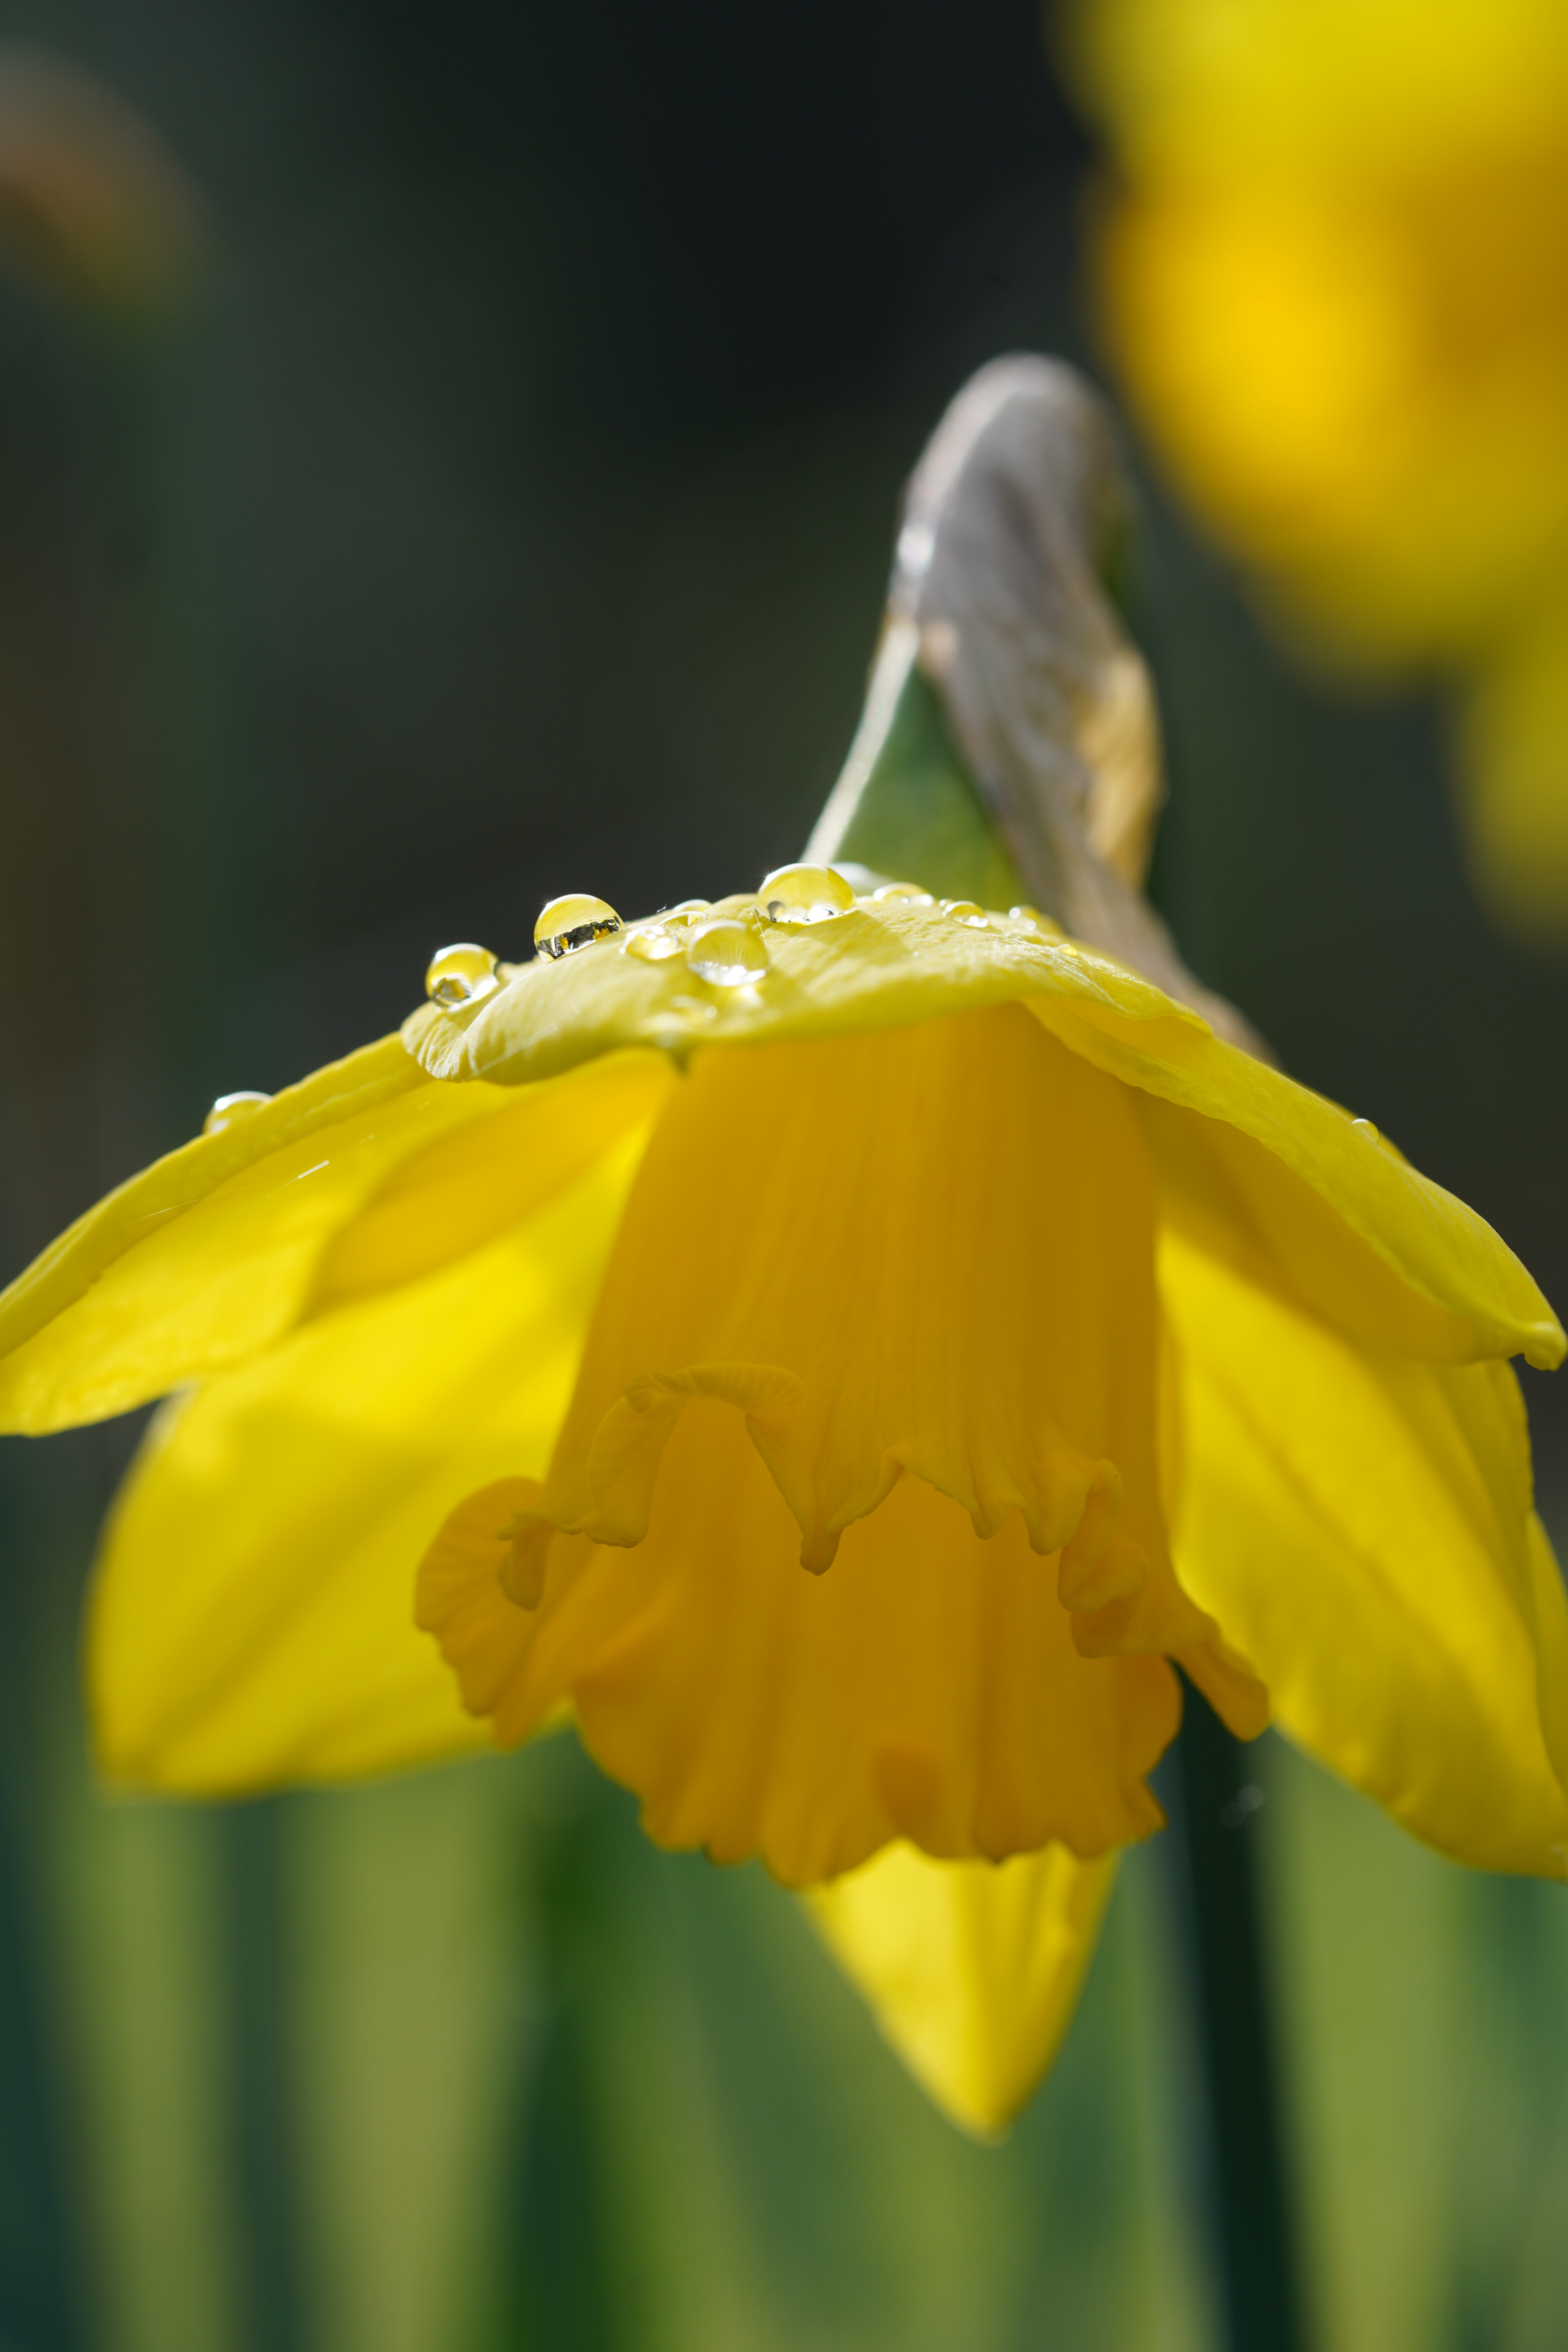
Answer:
419;1398;1180;1888
1161;1224;1568;1875
0;1046;669;1434
89;1132;644;1793
804;1840;1117;2138
407;878;1560;1372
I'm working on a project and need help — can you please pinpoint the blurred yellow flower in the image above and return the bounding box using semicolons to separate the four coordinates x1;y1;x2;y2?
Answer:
2;872;1565;2133
1063;0;1568;928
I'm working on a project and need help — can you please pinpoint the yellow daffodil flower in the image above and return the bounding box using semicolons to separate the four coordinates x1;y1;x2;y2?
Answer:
1063;0;1568;929
3;877;1564;2128
3;359;1565;2140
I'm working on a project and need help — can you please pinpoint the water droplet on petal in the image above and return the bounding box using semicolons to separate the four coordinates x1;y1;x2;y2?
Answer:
897;518;936;579
657;898;712;924
871;880;935;905
940;898;989;927
684;918;771;988
534;894;624;960
204;1091;271;1134
426;943;500;1007
1005;904;1058;935
624;925;684;961
1352;1117;1379;1142
759;862;855;925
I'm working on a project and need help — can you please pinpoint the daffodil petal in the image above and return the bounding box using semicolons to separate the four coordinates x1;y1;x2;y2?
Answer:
1138;1091;1498;1363
1039;1008;1562;1368
1162;1225;1568;1874
804;1840;1117;2138
407;894;1205;1086
88;1133;644;1792
419;1397;1180;1887
0;1047;670;1432
411;895;1560;1368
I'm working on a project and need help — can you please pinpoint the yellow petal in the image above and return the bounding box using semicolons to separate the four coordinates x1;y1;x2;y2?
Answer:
1027;999;1562;1369
419;1396;1181;1887
410;893;1560;1369
88;1131;646;1792
408;891;1212;1087
1162;1223;1568;1874
0;1047;669;1432
1140;1090;1501;1363
804;1840;1117;2138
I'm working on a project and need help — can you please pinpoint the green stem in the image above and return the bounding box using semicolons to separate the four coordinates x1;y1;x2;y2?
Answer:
1171;1686;1305;2352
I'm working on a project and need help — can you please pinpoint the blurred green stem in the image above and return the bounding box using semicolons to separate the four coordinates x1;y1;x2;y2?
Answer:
1171;1690;1305;2352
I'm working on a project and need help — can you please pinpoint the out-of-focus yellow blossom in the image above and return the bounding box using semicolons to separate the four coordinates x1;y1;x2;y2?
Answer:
2;869;1564;2135
1063;0;1568;928
0;47;207;314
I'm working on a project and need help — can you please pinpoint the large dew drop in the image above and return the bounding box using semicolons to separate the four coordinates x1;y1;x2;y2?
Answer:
940;899;989;928
684;917;771;988
425;943;500;1007
534;894;624;960
623;925;683;962
758;862;855;925
204;1091;271;1134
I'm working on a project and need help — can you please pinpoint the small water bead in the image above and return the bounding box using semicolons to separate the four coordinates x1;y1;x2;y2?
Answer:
1005;904;1059;936
657;899;713;925
623;925;684;962
759;862;856;925
871;880;935;906
534;894;624;960
940;898;989;927
1352;1117;1380;1142
425;943;500;1007
684;918;771;988
204;1091;271;1135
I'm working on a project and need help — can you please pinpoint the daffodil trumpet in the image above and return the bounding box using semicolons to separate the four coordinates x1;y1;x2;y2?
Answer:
0;361;1564;2167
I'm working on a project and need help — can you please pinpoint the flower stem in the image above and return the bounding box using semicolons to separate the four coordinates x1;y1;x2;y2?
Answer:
1171;1684;1305;2352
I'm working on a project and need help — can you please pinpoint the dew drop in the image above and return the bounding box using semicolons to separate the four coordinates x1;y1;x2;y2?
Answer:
425;943;500;1007
1352;1117;1379;1142
897;518;936;579
657;898;713;924
758;862;855;925
534;893;624;960
204;1090;271;1134
684;917;771;988
940;898;989;927
871;880;935;906
1005;904;1059;936
623;925;684;962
